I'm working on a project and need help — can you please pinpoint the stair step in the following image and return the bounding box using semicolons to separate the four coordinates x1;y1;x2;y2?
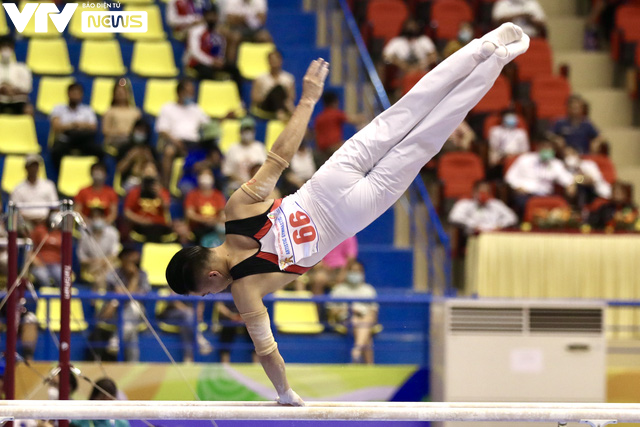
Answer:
617;166;640;205
359;245;413;289
547;16;585;51
268;11;316;47
554;52;614;89
538;0;578;17
580;89;634;128
604;127;640;168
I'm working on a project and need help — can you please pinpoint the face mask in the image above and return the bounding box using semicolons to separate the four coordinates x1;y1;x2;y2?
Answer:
92;171;106;184
198;174;214;189
0;47;12;63
503;114;518;128
142;176;156;190
183;96;195;106
69;99;80;109
207;20;217;30
345;271;364;285
565;155;580;169
241;130;254;144
132;131;147;144
92;219;106;232
477;191;491;205
48;386;59;400
458;28;473;43
539;148;555;162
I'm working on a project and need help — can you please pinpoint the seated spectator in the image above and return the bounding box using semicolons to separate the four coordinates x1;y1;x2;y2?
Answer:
50;82;102;172
185;169;226;245
448;181;518;235
223;0;272;62
563;146;611;208
314;92;362;164
77;208;120;292
443;22;474;59
281;142;316;195
156;79;210;186
75;162;119;225
46;371;78;400
167;0;205;40
382;18;437;72
318;236;358;292
221;116;266;191
550;95;603;155
30;211;63;288
588;182;637;230
443;120;476;153
492;0;547;38
102;81;141;155
327;261;379;364
251;50;295;120
488;110;529;173
186;4;243;91
123;162;175;243
505;140;576;215
215;288;256;363
0;36;32;115
116;119;156;192
0;288;39;360
178;121;224;195
71;378;130;427
10;154;59;224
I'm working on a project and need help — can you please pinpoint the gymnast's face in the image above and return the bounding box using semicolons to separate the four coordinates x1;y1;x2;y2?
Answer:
191;249;232;297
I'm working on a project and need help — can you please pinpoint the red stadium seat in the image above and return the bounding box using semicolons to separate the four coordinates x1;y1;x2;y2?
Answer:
514;38;553;82
483;112;528;139
437;151;485;199
401;69;427;94
431;0;473;40
530;75;571;120
524;196;570;223
502;154;521;175
610;5;640;61
472;75;512;114
366;0;409;43
582;154;617;184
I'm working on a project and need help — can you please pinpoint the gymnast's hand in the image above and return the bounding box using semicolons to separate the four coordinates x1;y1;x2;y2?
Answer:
300;58;330;105
277;388;306;406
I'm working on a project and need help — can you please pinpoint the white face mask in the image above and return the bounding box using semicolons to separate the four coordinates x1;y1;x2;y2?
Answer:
198;174;214;189
240;130;254;144
48;386;59;400
0;47;12;64
565;155;580;169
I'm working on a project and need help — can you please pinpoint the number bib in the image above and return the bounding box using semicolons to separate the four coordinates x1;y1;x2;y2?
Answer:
267;197;319;270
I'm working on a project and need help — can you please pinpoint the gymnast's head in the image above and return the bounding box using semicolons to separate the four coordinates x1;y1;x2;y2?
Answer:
165;246;231;296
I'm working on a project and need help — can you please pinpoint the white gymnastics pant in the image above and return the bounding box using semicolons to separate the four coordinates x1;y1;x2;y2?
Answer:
294;24;530;263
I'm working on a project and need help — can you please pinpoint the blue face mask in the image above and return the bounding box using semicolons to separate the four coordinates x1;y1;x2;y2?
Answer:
503;114;518;128
183;96;195;106
458;28;473;43
346;271;364;285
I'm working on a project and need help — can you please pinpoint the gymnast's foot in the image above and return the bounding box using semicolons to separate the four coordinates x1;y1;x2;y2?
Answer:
477;23;529;61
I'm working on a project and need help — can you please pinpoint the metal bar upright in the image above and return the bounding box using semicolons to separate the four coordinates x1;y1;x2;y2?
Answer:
58;199;74;427
4;202;19;427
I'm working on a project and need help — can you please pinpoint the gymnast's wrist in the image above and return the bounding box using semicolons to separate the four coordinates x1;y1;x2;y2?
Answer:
298;97;316;108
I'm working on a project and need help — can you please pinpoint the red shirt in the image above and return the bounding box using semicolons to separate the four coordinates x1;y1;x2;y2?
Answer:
184;188;226;223
124;186;171;225
315;107;347;151
31;224;62;264
75;185;119;218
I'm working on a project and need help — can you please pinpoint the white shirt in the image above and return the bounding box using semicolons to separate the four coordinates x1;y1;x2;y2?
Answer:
290;148;316;182
382;35;436;64
222;0;267;29
488;125;530;165
448;198;518;234
253;70;295;101
505;152;574;195
0;60;32;103
155;101;210;142
492;0;546;37
166;0;202;29
77;225;120;263
222;141;267;183
50;103;97;127
566;159;612;199
328;282;378;316
10;178;59;222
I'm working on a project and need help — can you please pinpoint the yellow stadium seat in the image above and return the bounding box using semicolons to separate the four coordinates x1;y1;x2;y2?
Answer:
274;291;324;334
0;115;40;154
79;40;127;76
90;77;116;116
140;243;183;286
123;4;166;40
58;156;98;197
36;76;74;115
155;287;207;333
265;120;286;151
220;120;241;154
120;0;154;4
197;80;244;118
131;40;178;78
21;1;60;38
0;5;9;36
237;43;274;80
36;287;88;332
143;78;178;116
169;157;185;197
1;155;46;194
68;3;112;39
27;38;73;75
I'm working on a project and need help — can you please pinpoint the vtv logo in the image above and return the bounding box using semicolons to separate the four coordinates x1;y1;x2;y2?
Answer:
3;3;78;33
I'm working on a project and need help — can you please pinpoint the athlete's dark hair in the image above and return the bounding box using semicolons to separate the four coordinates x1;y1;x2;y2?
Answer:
89;377;118;401
165;246;211;295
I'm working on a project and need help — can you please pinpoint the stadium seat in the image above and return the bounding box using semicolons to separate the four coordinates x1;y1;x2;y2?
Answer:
123;4;166;40
69;3;113;39
140;243;183;286
1;155;46;194
437;151;485;199
36;76;75;115
502;154;520;175
430;0;474;40
220;120;241;154
265;120;286;151
155;287;207;333
131;40;179;78
143;78;178;116
90;78;116;116
401;69;427;95
483;112;528;139
237;42;275;80
169;157;185;197
27;38;73;75
611;5;640;61
0;5;9;36
197;81;244;118
582;154;617;184
58;156;98;197
36;287;88;332
531;75;571;120
273;290;324;334
366;0;409;43
0;115;40;154
21;1;61;38
524;196;570;223
119;0;154;4
471;75;511;114
79;40;127;76
514;38;553;82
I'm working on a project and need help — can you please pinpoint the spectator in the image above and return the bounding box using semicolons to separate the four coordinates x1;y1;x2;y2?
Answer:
75;162;119;225
223;0;271;45
215;288;256;363
178;121;224;195
382;18;437;72
563;146;611;208
488;110;529;174
155;79;210;187
443;120;476;152
46;371;78;400
167;0;205;40
30;212;63;288
551;95;603;155
50;82;102;172
314;92;362;164
588;182;637;230
505;140;576;215
186;4;243;91
77;208;120;292
185;169;226;244
251;50;295;120
116;119;156;192
0;36;32;115
102;80;141;155
281;142;316;195
443;22;474;59
221;116;266;191
327;261;379;364
10;154;58;224
123;162;175;243
492;0;547;38
71;378;131;427
448;181;518;235
320;235;358;286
